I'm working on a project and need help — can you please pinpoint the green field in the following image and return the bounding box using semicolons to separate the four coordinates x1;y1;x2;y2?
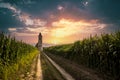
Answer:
44;31;120;80
0;32;39;80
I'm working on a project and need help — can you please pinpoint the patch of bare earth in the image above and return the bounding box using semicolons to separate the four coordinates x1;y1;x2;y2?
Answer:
20;55;38;80
36;54;43;80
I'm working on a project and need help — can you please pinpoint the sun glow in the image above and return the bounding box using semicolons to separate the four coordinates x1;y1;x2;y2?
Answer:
51;39;62;44
51;18;96;38
44;18;106;44
9;18;106;45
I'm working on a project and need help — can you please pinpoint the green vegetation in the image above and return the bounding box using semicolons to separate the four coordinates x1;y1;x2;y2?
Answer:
0;32;39;80
44;31;120;79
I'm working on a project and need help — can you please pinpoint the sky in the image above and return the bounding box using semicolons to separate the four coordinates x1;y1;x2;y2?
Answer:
0;0;120;45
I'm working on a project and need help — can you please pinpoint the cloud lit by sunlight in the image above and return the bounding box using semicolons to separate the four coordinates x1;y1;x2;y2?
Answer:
1;0;119;46
19;13;47;26
51;19;94;37
8;28;17;31
57;5;64;10
8;18;107;45
45;19;106;44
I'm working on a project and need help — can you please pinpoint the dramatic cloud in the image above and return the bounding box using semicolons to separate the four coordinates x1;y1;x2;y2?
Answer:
0;3;24;31
1;0;120;45
9;18;107;44
46;18;107;44
18;13;47;26
86;0;120;24
8;28;17;31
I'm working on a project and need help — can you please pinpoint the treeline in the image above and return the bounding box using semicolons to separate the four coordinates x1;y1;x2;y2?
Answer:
44;31;120;79
0;32;38;79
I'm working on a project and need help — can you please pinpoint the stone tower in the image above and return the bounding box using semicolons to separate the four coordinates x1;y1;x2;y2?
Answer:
36;33;42;50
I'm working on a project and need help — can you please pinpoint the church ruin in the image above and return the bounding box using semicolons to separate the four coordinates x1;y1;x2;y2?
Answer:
36;33;42;50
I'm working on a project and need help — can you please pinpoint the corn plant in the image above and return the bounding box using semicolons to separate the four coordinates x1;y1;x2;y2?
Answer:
44;31;120;79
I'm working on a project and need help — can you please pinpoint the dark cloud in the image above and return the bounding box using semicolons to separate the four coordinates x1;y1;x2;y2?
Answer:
0;0;120;32
0;8;24;31
4;0;62;16
1;0;120;44
1;0;85;17
87;0;120;24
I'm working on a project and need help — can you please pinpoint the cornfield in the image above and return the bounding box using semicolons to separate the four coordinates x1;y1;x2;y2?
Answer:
44;31;120;79
0;32;38;79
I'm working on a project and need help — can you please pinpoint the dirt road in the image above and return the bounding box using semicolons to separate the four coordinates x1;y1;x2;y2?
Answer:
43;52;75;80
36;54;43;80
46;53;105;80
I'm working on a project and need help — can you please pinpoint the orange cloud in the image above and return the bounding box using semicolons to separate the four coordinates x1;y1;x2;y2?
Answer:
9;18;107;45
43;18;107;44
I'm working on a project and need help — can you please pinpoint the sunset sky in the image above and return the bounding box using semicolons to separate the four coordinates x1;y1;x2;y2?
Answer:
0;0;120;45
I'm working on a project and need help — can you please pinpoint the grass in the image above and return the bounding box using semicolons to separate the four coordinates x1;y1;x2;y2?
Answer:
0;32;39;79
0;49;39;80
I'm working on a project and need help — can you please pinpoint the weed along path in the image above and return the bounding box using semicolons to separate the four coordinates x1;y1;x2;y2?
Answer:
36;53;43;80
43;52;75;80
